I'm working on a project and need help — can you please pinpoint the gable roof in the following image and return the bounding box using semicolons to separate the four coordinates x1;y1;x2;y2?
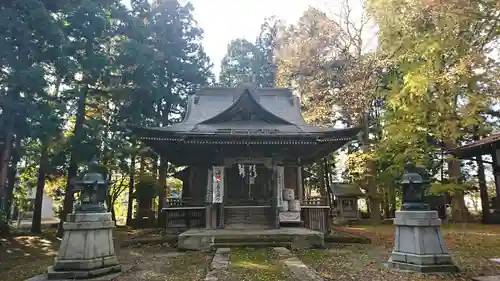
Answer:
199;88;294;125
183;84;307;126
127;83;362;139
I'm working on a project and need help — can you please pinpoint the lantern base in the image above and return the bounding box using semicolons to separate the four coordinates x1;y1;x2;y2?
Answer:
401;202;429;211
75;203;107;213
386;210;458;273
47;212;121;280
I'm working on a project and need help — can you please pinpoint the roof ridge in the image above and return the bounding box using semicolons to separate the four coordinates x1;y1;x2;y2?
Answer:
195;86;293;97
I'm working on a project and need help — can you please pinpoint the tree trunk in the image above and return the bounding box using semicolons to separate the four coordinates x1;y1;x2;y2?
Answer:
139;156;146;177
32;142;49;234
157;158;168;225
126;154;136;226
105;172;115;222
110;200;117;223
56;88;88;237
322;158;332;208
477;155;489;224
363;113;381;224
383;188;390;219
158;158;167;202
0;125;14;210
445;133;469;222
4;136;21;220
318;163;326;198
389;184;396;218
447;155;468;222
152;155;158;180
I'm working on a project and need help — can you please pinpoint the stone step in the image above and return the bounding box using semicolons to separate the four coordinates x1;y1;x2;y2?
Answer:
214;242;291;248
225;208;269;225
214;235;292;244
204;248;230;281
472;276;500;281
489;258;500;264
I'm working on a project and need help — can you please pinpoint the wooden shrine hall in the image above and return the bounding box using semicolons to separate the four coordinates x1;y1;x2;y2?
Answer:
451;132;500;223
127;84;360;248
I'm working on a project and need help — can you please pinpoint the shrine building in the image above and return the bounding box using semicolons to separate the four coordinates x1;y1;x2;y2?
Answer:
127;84;360;236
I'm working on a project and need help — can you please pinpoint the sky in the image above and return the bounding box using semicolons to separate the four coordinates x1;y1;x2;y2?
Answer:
121;0;334;75
189;0;327;75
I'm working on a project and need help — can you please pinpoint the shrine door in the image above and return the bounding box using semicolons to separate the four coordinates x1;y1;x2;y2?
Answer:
224;164;272;228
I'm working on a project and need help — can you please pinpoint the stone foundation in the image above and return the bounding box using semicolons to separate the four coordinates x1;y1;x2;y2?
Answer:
386;210;458;273
47;212;121;280
178;227;324;251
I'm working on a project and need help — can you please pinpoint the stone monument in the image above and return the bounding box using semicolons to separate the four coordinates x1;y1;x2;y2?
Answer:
29;159;122;280
386;162;458;273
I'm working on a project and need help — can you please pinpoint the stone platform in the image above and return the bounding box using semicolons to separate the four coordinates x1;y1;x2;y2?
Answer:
44;212;121;280
178;227;324;251
386;210;458;273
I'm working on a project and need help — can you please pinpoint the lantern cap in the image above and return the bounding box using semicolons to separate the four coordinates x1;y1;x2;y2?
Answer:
88;157;100;172
76;158;107;184
397;161;431;185
401;172;424;184
72;157;110;213
399;160;430;211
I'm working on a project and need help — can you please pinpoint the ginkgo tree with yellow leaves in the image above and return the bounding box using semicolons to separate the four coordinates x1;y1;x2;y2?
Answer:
368;0;500;222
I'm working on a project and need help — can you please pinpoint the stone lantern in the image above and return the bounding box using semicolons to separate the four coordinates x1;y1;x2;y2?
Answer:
399;162;430;211
386;161;458;273
73;159;113;213
35;159;122;281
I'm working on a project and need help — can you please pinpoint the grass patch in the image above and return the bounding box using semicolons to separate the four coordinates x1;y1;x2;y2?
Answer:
159;252;212;281
298;224;500;281
228;248;290;281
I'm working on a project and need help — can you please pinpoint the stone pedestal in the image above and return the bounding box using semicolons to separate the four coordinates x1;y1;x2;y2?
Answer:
386;210;458;273
279;211;300;222
46;212;121;280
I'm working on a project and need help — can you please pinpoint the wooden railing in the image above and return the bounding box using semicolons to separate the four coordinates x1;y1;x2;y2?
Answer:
225;199;272;206
165;197;200;207
302;196;328;206
302;196;330;233
162;197;205;232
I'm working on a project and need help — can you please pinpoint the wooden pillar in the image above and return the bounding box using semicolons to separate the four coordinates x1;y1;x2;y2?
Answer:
270;159;279;228
218;202;224;228
205;168;213;229
297;166;303;204
493;148;500;198
211;166;225;229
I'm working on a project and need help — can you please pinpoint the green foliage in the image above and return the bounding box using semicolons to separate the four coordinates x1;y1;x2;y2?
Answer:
275;7;344;125
219;17;282;87
0;0;214;229
167;178;182;197
345;152;370;185
133;175;162;201
219;39;259;86
1;0;498;227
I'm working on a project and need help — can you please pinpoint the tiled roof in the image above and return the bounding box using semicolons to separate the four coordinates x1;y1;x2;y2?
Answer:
129;83;360;137
124;83;363;157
